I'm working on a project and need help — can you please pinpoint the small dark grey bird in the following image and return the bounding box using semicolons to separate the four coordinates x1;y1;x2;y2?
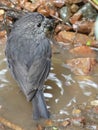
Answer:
5;12;54;120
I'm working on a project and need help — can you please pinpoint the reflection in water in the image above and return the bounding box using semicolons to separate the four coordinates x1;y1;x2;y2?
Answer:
0;44;98;129
78;79;98;89
78;79;98;96
62;74;75;86
48;72;63;95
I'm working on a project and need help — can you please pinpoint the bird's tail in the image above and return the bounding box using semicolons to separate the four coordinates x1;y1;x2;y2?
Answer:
32;90;50;120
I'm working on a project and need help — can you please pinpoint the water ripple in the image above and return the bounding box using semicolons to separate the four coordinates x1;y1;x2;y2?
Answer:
48;73;64;95
78;79;98;89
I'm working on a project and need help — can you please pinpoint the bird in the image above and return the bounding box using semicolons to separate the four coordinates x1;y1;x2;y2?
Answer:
5;12;54;120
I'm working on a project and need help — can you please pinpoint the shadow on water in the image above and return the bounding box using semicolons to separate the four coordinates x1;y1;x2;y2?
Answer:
0;43;98;129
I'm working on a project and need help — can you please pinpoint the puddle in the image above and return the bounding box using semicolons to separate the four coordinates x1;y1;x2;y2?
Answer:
0;43;98;130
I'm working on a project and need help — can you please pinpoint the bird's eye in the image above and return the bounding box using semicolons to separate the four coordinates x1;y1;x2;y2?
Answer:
37;23;41;27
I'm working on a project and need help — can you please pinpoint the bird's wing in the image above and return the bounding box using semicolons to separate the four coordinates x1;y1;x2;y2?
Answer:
6;37;51;101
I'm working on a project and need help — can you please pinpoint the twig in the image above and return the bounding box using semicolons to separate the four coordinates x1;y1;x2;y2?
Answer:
50;14;63;22
88;0;98;10
0;116;24;130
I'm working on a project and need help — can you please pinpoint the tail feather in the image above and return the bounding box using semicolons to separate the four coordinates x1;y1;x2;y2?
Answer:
32;90;50;120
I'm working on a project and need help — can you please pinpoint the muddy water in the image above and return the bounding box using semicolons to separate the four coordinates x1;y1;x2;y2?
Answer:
0;43;98;130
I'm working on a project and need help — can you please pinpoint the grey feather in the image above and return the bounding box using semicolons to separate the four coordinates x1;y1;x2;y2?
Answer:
5;12;54;119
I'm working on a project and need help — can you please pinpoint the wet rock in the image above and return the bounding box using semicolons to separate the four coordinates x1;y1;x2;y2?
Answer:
0;31;7;38
55;31;71;44
65;0;83;4
55;24;72;34
71;108;86;127
71;116;85;127
59;6;72;23
0;10;4;15
90;100;98;106
0;105;2;109
51;126;58;130
37;124;43;130
0;31;7;44
85;105;98;123
70;3;97;24
0;0;13;6
72;109;82;117
70;46;96;58
69;12;83;24
78;3;97;20
16;0;27;7
24;1;40;12
37;2;57;16
44;124;59;130
73;20;94;34
37;4;50;16
51;0;65;8
45;120;53;126
92;106;98;114
56;31;95;45
66;58;96;75
86;124;98;130
0;10;5;21
70;4;79;13
60;120;70;127
0;123;5;130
